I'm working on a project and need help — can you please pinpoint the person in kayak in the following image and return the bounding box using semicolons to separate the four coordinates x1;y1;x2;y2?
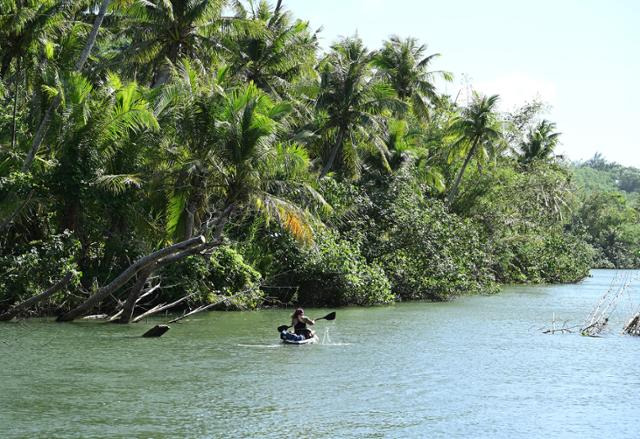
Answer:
291;308;315;339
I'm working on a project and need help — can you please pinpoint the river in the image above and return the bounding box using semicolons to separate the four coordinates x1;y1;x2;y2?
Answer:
1;269;639;438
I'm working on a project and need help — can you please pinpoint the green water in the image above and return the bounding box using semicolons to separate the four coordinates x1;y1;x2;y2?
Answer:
1;269;639;438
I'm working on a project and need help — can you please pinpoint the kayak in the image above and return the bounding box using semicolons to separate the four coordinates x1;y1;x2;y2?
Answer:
281;335;319;345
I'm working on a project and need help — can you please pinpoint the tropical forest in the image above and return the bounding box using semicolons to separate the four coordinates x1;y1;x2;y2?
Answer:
1;0;639;323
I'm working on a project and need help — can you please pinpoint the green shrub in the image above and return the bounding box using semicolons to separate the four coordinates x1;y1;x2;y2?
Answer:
0;231;81;314
158;246;263;309
258;228;394;307
492;231;594;283
373;199;497;300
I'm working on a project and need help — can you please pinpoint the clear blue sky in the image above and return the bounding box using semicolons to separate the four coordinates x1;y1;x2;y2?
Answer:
287;0;640;167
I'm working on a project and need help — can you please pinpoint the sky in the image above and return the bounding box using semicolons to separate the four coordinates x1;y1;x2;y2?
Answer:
286;0;640;167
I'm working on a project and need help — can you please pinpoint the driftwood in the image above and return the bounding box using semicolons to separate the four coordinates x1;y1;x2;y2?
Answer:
57;236;205;322
167;289;253;324
116;210;230;324
117;266;154;324
109;283;160;322
0;272;73;321
581;318;609;337
116;242;213;323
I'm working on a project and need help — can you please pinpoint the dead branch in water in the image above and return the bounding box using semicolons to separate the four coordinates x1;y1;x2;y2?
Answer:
580;272;632;336
130;294;195;323
541;313;579;334
623;312;640;336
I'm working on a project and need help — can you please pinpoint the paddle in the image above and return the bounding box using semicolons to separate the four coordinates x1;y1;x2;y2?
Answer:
277;311;336;332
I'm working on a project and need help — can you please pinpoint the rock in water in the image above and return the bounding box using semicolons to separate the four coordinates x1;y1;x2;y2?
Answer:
142;324;171;337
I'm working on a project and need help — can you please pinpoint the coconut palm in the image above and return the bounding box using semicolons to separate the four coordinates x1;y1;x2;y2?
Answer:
518;120;561;164
374;36;452;120
22;0;113;172
315;36;405;178
118;0;259;87
158;62;324;242
384;118;445;192
46;72;158;233
227;0;318;98
446;93;501;207
116;77;324;323
0;0;67;150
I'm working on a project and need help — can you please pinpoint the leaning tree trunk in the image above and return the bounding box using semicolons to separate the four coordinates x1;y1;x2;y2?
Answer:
22;0;112;172
0;273;73;321
445;136;480;208
57;235;205;322
116;204;235;323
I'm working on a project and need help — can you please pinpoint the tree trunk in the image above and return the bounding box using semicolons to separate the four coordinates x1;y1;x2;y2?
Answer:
274;0;283;15
11;57;20;150
0;53;11;78
117;266;154;324
152;43;180;88
115;204;233;324
0;273;73;321
445;137;480;208
56;235;205;322
22;0;112;172
319;129;345;178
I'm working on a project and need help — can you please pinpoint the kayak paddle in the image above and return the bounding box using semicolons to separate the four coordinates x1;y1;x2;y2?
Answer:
277;311;336;332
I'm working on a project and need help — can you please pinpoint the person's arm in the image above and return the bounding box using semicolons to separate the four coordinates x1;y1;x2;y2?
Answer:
302;316;315;325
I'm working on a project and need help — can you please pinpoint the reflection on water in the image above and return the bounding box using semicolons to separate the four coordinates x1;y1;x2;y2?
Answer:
1;269;639;438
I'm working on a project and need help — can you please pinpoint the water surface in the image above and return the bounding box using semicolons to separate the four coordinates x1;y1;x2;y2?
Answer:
1;269;639;438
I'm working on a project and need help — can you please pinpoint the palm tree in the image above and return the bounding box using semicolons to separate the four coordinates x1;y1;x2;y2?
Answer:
22;0;113;172
518;120;561;164
47;72;158;234
0;0;61;77
227;0;318;98
116;79;323;323
0;0;65;150
315;36;405;178
157;63;323;242
118;0;257;87
446;93;501;207
204;81;323;240
374;36;452;120
384;118;445;192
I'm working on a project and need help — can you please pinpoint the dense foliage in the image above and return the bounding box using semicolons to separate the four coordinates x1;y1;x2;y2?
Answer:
1;0;638;318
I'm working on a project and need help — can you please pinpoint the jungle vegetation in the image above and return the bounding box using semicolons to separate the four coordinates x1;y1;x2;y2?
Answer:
0;0;638;320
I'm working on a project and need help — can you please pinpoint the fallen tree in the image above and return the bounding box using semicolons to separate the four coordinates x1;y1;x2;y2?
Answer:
116;205;233;323
0;272;74;321
56;236;206;322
